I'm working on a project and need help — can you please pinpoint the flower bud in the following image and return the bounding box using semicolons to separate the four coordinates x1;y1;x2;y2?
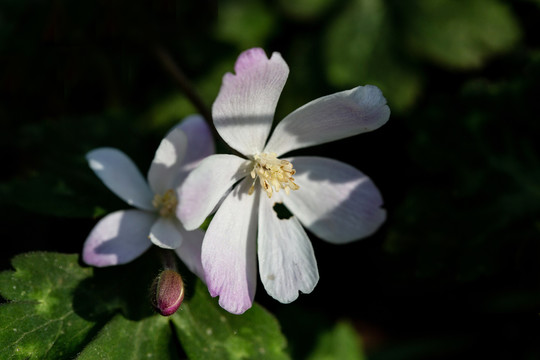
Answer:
151;269;185;316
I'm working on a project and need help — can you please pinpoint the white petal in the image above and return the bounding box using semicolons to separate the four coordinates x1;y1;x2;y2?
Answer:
83;209;155;267
147;127;188;194
258;194;319;303
283;156;386;244
174;226;205;281
176;114;216;174
202;178;258;314
265;85;390;156
212;48;289;155
87;148;154;210
177;154;250;230
149;217;183;249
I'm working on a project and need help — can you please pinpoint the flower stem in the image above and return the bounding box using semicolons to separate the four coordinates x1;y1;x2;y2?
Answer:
158;248;178;272
153;45;243;157
153;45;213;125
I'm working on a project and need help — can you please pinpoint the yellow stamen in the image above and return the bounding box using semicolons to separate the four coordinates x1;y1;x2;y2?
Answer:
250;153;299;198
152;189;178;217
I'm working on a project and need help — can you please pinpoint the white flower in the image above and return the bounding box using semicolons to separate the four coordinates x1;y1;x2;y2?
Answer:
178;48;390;314
83;115;214;279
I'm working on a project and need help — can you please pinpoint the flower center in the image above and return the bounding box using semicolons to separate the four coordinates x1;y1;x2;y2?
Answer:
152;189;178;217
249;152;299;198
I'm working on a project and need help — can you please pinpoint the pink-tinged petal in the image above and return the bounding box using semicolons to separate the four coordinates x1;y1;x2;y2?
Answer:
177;154;250;230
171;115;217;189
177;114;216;174
147;127;188;194
83;209;156;267
87;148;155;211
212;48;289;155
258;194;319;303
174;226;205;281
149;217;183;249
264;85;390;156
283;156;386;244
202;178;258;314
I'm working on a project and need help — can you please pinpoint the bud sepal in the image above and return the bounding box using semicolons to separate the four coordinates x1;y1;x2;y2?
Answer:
151;269;185;316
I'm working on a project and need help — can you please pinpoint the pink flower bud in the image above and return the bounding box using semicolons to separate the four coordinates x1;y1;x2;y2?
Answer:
152;269;185;316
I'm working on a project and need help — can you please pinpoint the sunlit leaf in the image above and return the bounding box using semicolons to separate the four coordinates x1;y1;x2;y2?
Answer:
0;252;292;359
0;253;96;359
404;0;521;69
76;315;176;360
0;252;171;359
172;280;290;360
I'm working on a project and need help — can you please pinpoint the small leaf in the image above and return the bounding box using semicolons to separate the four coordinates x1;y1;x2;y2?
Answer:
76;315;176;360
324;0;423;112
172;280;290;360
404;0;521;69
306;321;366;360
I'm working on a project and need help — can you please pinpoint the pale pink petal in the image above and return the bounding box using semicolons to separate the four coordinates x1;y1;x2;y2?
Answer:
258;194;319;303
202;178;258;314
264;85;390;156
282;156;386;244
147;127;188;194
177;154;250;231
83;209;156;267
212;48;289;155
87;148;155;210
174;226;205;281
149;217;183;249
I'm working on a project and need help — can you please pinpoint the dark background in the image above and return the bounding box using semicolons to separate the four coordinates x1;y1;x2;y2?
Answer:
2;0;540;358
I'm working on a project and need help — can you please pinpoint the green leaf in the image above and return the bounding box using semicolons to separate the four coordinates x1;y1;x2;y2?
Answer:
404;0;521;69
0;251;174;359
324;0;423;112
278;0;334;21
76;315;176;360
172;280;290;360
0;253;96;359
0;252;291;359
307;321;365;360
214;0;276;49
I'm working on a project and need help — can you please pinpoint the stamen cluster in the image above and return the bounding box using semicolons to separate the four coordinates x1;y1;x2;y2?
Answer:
153;189;178;217
249;152;299;198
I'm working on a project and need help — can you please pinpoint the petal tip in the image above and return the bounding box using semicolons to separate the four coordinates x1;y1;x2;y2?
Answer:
176;206;199;232
82;248;116;267
218;296;252;315
234;47;268;73
351;84;391;129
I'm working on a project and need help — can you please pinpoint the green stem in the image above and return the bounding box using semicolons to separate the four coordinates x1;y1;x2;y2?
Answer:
158;248;178;272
